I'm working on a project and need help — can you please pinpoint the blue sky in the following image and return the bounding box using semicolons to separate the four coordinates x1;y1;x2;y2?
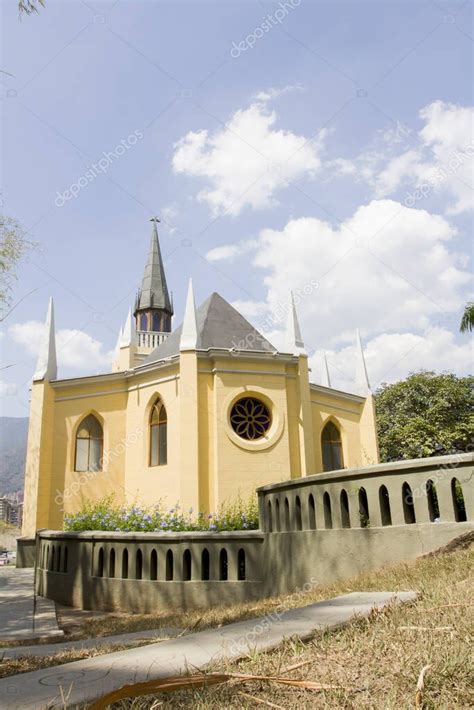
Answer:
1;0;473;417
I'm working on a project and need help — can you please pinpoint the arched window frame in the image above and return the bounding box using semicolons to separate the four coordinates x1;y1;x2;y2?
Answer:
149;397;167;467
152;312;162;331
74;414;103;472
340;489;351;528
139;313;148;331
379;485;392;526
321;420;344;472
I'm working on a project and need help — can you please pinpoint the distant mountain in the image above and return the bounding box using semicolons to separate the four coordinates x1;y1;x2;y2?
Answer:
0;417;28;495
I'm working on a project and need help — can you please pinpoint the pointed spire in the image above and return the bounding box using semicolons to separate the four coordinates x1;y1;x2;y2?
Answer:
120;307;137;348
135;218;173;314
180;278;198;351
284;291;306;356
355;329;371;396
321;351;331;388
33;297;57;382
113;324;123;357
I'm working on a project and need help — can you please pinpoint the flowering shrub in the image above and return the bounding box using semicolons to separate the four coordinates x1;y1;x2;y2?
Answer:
63;495;259;533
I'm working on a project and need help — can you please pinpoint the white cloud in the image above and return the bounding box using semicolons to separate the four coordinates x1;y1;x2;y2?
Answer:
254;84;304;102
310;327;473;393
344;101;474;214
230;299;269;319
9;321;113;372
161;204;179;235
206;239;257;262
172;97;326;217
241;200;469;346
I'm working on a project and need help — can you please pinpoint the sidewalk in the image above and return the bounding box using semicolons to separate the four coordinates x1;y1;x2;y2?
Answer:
0;627;183;659
0;568;63;642
0;591;416;709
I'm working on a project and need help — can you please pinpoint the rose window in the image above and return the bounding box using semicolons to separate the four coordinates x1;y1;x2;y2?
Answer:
230;397;271;440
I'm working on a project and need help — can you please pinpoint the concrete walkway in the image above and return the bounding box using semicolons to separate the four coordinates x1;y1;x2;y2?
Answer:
0;591;416;709
0;627;184;659
0;568;63;642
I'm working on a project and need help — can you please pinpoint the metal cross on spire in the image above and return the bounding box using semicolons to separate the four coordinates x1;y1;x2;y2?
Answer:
150;216;160;224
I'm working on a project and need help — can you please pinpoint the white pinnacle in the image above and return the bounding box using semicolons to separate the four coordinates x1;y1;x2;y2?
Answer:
284;291;306;356
321;351;331;388
180;278;198;351
113;324;123;356
355;328;371;396
33;297;57;382
120;308;137;348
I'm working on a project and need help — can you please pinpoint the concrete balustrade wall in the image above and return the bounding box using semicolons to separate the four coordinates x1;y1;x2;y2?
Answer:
258;453;473;533
256;453;473;595
35;531;265;612
32;454;473;612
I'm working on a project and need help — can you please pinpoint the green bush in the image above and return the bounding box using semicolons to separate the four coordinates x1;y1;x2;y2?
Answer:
63;495;259;533
375;371;473;462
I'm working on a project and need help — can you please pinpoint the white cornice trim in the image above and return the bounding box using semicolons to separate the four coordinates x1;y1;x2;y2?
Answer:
310;383;365;404
311;400;361;415
133;355;180;374
199;349;296;363
52;372;126;389
55;388;129;402
199;368;296;378
55;374;180;402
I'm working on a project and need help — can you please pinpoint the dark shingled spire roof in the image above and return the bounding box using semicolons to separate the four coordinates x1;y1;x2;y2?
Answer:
136;220;173;314
141;292;276;365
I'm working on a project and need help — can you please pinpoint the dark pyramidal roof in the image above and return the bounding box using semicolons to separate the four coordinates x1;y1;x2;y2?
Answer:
141;292;277;365
135;220;173;314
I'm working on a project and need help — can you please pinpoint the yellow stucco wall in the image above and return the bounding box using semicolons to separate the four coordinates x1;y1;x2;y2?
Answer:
22;349;379;535
309;385;379;471
211;356;293;508
122;365;181;509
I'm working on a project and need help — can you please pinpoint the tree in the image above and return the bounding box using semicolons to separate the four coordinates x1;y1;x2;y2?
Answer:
0;216;35;308
375;371;473;462
18;0;45;15
460;302;474;333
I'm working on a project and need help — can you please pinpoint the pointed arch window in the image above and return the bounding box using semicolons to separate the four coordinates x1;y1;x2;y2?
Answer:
321;421;343;472
75;414;103;472
152;312;161;331
150;399;167;466
139;313;148;331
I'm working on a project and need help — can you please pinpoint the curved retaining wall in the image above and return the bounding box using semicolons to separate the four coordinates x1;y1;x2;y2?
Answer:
257;452;473;532
35;453;473;612
36;531;265;613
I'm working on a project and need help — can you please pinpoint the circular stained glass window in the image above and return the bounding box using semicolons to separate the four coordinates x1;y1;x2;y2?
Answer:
230;397;271;440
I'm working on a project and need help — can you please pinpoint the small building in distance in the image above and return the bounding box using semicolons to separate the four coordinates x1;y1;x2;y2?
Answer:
0;497;23;528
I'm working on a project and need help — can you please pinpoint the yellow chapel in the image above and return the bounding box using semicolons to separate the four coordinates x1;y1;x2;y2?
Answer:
22;220;379;536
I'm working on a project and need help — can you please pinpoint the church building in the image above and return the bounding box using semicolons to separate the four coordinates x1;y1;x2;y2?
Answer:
22;220;379;536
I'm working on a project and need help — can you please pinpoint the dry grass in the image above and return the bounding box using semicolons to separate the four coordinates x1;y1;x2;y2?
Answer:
0;643;133;679
100;543;473;709
1;538;472;708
